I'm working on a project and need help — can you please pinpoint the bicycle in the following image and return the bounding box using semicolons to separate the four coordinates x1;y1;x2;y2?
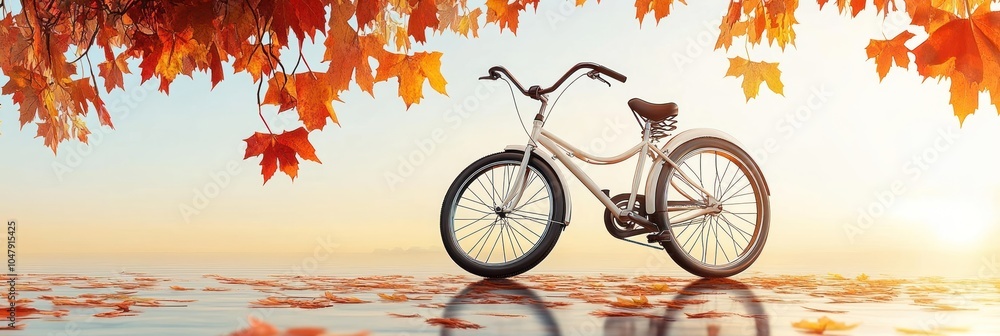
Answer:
440;62;771;278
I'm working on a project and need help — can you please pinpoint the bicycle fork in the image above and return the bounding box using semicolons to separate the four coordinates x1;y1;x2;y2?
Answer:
497;96;549;214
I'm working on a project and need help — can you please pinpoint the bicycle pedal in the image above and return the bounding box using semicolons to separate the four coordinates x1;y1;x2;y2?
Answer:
646;231;671;243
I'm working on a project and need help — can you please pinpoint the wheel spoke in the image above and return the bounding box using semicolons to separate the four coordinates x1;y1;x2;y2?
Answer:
720;183;752;203
722;210;757;226
505;220;525;256
507;218;536;243
508;218;541;238
506;213;550;225
673;215;703;244
717;216;741;257
701;217;710;263
716;159;732;198
514;195;549;211
459;218;496;241
719;215;752;243
488;223;503;263
682;218;706;254
682;161;705;188
712;217;720;264
456;203;493;215
474;223;498;260
475;177;496;207
719;171;745;201
461;197;493;209
488;168;501;205
468;220;497;254
454;212;494;233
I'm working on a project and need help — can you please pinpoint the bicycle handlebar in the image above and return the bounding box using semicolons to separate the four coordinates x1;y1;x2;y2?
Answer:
480;62;627;99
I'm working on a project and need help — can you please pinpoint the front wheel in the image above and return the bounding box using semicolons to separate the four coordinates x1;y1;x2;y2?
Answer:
440;152;566;278
653;137;770;278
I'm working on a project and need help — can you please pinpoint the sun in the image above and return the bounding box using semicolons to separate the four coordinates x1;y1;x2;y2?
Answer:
895;198;995;247
928;206;993;245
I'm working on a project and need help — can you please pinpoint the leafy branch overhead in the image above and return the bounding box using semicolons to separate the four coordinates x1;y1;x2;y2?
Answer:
0;0;997;183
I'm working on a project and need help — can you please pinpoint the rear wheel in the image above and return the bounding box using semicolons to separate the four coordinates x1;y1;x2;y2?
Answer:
654;137;770;278
440;152;566;278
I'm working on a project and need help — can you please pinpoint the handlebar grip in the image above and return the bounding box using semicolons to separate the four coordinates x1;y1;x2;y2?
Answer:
602;68;627;83
478;75;496;80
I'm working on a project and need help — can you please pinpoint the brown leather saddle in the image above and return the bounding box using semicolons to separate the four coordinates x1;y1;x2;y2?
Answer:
627;98;678;121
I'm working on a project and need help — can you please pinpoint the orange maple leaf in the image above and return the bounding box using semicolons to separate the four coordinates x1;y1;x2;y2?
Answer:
243;127;322;184
408;0;440;43
635;0;687;25
866;31;915;81
374;52;448;107
263;71;342;131
260;0;328;46
356;0;386;29
486;0;530;34
912;11;1000;122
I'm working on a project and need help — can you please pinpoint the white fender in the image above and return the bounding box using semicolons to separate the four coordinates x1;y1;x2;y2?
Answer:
503;145;573;226
643;128;770;214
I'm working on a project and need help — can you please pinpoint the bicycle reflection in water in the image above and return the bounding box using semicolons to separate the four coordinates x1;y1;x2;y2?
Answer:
438;278;768;336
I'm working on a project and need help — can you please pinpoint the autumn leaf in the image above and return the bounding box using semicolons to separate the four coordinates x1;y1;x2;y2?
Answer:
375;51;448;107
486;0;531;34
425;317;483;329
378;293;410;302
912;11;1000;123
725;57;784;101
610;295;652;309
243;127;322;183
264;71;343;131
895;326;970;335
134;29;205;94
635;0;688;25
408;0;440;43
867;35;915;80
388;313;421;318
356;0;386;29
203;287;231;292
98;53;131;93
685;310;744;319
792;316;860;334
260;0;328;46
801;306;848;314
590;310;661;318
323;292;370;303
169;286;194;291
648;283;672;292
477;313;525;318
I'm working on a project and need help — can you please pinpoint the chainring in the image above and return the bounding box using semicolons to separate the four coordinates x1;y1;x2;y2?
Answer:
603;193;656;239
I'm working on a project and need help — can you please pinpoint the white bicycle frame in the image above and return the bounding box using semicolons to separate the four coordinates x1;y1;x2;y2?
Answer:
497;94;720;225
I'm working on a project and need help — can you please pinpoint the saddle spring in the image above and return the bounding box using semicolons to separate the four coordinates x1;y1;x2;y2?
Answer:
631;111;677;142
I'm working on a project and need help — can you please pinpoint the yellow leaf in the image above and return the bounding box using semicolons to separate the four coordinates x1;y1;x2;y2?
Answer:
792;316;859;334
725;57;783;101
378;293;409;302
648;283;671;292
610;295;651;308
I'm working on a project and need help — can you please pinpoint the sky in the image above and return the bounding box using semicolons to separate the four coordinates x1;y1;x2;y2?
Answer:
2;0;1000;276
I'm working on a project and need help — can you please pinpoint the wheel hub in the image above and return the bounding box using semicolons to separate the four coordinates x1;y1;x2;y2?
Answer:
494;207;507;218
